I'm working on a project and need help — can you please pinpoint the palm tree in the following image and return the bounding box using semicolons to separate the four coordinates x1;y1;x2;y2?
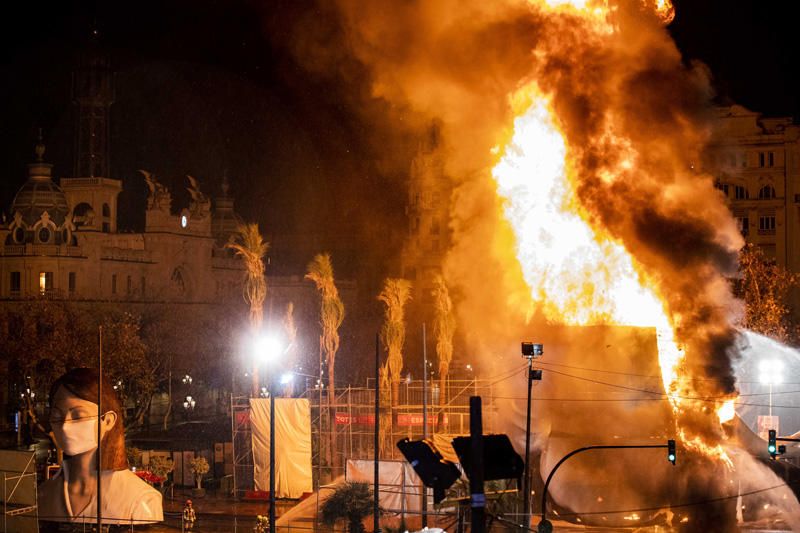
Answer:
306;254;345;465
320;482;377;533
432;275;455;430
226;223;268;396
378;278;412;414
282;302;297;396
306;254;345;399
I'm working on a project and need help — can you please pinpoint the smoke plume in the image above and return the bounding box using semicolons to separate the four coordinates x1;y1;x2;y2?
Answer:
276;0;799;529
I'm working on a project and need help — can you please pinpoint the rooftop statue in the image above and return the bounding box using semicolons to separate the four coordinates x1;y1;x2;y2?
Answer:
140;169;171;211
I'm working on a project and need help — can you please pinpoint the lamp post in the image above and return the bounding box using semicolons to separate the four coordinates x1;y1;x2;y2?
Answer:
521;342;544;531
252;334;286;533
759;359;783;417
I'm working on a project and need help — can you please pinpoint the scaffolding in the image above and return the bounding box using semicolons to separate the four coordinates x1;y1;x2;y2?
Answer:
230;378;497;496
231;395;255;500
1;452;38;533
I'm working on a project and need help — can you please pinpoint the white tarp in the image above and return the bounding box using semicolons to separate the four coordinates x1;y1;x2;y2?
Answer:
251;398;313;498
346;459;424;514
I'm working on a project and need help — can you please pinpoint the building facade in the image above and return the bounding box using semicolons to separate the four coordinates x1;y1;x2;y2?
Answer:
0;143;245;303
706;105;800;270
401;124;451;307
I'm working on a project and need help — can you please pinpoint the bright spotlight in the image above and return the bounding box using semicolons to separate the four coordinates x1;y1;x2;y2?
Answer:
759;360;784;385
252;335;285;365
280;372;294;385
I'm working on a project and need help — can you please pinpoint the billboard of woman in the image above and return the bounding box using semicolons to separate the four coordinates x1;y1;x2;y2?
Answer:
38;368;163;525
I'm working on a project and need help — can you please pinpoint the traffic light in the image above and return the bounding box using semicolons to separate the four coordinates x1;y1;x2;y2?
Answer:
768;429;777;458
667;439;676;465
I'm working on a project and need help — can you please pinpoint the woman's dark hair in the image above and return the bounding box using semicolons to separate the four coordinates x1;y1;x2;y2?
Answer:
49;368;128;470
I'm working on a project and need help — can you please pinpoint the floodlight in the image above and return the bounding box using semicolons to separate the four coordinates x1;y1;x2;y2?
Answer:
522;342;544;357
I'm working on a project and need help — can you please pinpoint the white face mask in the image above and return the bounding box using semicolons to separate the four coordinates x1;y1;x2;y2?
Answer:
53;417;98;456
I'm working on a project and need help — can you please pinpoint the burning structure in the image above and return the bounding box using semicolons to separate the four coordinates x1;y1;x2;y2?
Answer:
281;0;800;529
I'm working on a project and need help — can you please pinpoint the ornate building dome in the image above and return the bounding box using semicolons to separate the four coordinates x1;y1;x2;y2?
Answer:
7;141;73;245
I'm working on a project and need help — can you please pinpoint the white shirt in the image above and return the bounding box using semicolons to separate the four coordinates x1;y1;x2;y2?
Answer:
38;462;163;525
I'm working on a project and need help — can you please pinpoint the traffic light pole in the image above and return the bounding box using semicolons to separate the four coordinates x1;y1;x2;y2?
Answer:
538;444;671;533
522;358;534;530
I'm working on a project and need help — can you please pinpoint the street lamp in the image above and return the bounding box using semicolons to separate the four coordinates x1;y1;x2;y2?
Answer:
252;335;286;366
250;333;287;533
521;342;544;531
182;374;193;385
183;395;196;410
759;359;784;417
183;395;196;420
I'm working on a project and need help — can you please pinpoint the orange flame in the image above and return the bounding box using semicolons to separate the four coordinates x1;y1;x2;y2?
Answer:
493;85;734;462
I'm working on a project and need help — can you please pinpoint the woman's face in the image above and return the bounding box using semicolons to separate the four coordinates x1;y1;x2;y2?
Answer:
49;386;117;457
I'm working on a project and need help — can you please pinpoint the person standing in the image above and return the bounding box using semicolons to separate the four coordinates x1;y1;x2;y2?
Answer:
183;499;196;530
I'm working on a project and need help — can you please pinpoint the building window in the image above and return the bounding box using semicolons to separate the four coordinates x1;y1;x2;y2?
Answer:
735;217;749;237
734;185;748;200
768;152;775;167
102;222;110;233
758;185;776;199
714;182;729;196
102;203;110;217
38;227;52;243
758;151;776;168
68;272;76;293
758;215;776;235
12;227;24;244
39;272;53;294
10;272;21;293
111;274;117;294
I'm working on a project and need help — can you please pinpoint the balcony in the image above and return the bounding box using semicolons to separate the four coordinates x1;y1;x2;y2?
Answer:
757;228;776;236
1;244;84;257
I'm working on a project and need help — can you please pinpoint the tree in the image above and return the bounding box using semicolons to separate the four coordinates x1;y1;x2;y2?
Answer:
432;275;455;430
0;301;158;441
320;482;377;533
227;223;269;395
99;311;153;427
306;254;345;396
139;304;238;429
306;253;345;467
189;456;210;489
378;278;412;409
737;243;799;342
149;455;175;489
283;302;298;397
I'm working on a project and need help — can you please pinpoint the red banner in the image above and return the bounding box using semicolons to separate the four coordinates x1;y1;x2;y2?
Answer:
334;412;446;426
334;413;377;425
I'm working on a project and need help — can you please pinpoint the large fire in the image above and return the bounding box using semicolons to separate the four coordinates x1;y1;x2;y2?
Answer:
492;1;736;464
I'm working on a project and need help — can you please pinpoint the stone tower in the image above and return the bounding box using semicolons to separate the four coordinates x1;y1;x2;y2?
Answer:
71;34;114;179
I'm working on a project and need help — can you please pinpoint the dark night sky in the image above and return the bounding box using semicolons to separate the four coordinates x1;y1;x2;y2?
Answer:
1;0;798;281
